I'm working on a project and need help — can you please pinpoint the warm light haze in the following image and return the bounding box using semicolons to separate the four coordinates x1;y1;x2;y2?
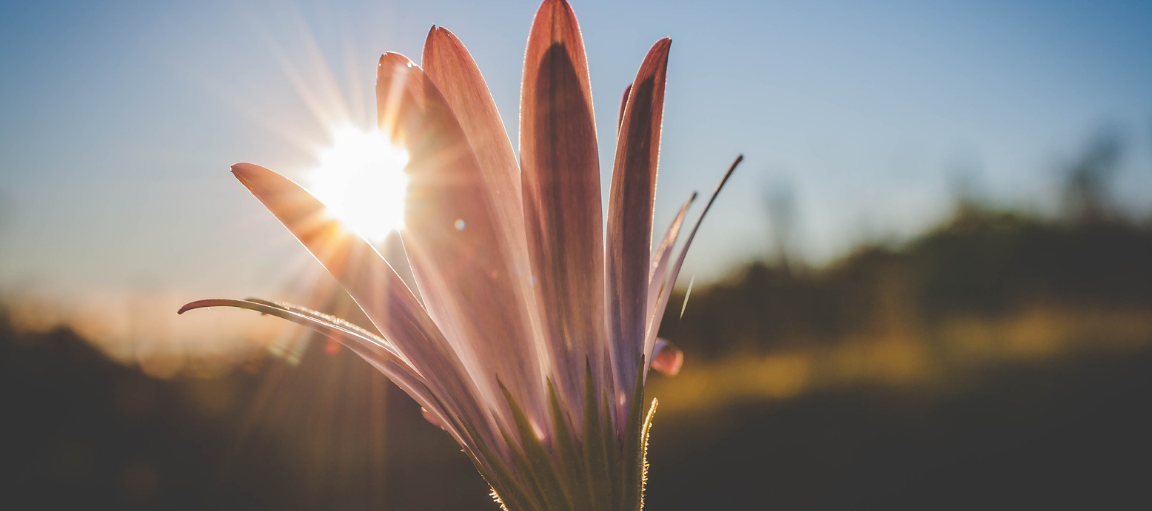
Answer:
4;1;1152;509
307;127;410;242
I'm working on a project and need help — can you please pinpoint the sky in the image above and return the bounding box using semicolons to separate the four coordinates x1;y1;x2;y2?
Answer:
1;0;1150;356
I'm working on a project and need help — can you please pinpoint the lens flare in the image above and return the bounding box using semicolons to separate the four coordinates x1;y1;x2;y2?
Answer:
307;127;409;242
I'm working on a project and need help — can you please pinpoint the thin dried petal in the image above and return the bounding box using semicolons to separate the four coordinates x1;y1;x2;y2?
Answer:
606;38;671;416
647;192;696;325
377;53;545;430
520;0;604;417
644;155;742;381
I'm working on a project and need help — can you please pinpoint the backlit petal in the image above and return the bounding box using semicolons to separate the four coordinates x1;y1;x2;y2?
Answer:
647;192;696;326
421;27;529;275
644;156;742;382
519;0;604;418
177;298;471;448
230;162;501;452
617;83;632;132
377;53;545;430
606;38;671;418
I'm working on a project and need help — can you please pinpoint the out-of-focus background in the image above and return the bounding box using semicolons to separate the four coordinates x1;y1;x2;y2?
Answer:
3;0;1152;509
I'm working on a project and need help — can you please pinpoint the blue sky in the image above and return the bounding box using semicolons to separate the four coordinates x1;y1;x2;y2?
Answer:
1;0;1150;303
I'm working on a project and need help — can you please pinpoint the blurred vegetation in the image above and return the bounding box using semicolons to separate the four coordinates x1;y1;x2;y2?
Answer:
662;208;1152;358
663;127;1150;361
4;131;1152;509
0;311;490;510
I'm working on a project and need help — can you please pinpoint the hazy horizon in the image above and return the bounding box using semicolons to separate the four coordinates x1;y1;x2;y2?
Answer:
2;0;1151;355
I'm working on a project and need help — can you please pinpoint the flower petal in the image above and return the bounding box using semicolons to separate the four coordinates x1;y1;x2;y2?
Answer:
616;84;632;132
643;155;742;381
649;338;683;376
606;38;672;416
377;53;546;431
421;28;546;401
647;192;696;326
421;27;530;281
179;298;396;355
177;298;467;445
520;0;605;416
229;163;502;452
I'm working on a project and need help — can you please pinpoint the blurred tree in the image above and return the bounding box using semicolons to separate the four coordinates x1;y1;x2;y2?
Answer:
764;181;797;274
1062;127;1123;223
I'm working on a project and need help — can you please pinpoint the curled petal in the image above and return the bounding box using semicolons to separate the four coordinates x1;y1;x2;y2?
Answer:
650;338;683;376
177;298;465;444
179;298;392;351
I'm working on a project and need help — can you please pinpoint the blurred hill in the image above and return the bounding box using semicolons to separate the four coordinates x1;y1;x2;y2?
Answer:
5;190;1152;508
661;207;1152;358
0;314;489;510
644;203;1152;509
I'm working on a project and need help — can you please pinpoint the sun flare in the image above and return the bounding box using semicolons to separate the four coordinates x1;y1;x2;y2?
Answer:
307;127;409;242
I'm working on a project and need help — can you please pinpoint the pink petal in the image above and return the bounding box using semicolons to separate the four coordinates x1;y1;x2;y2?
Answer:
647;192;696;326
519;0;606;414
650;338;684;376
422;407;446;430
421;28;543;397
377;53;545;430
421;27;528;273
643;155;742;382
230;163;502;452
178;298;463;439
606;38;672;415
617;83;632;132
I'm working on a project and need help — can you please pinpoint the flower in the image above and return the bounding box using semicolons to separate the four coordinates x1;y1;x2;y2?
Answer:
180;0;739;509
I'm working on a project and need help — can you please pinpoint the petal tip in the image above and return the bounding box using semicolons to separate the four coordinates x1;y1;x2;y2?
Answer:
229;164;259;191
425;24;451;41
651;38;673;60
177;299;214;315
396;52;420;68
230;162;264;176
379;52;412;67
423;25;462;55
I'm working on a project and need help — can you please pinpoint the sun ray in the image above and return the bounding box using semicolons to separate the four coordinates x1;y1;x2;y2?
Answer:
306;127;410;243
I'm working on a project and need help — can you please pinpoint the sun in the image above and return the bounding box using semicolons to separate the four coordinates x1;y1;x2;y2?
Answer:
307;126;410;243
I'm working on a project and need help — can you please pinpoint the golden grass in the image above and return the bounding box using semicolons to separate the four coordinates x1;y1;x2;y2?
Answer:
648;307;1152;417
